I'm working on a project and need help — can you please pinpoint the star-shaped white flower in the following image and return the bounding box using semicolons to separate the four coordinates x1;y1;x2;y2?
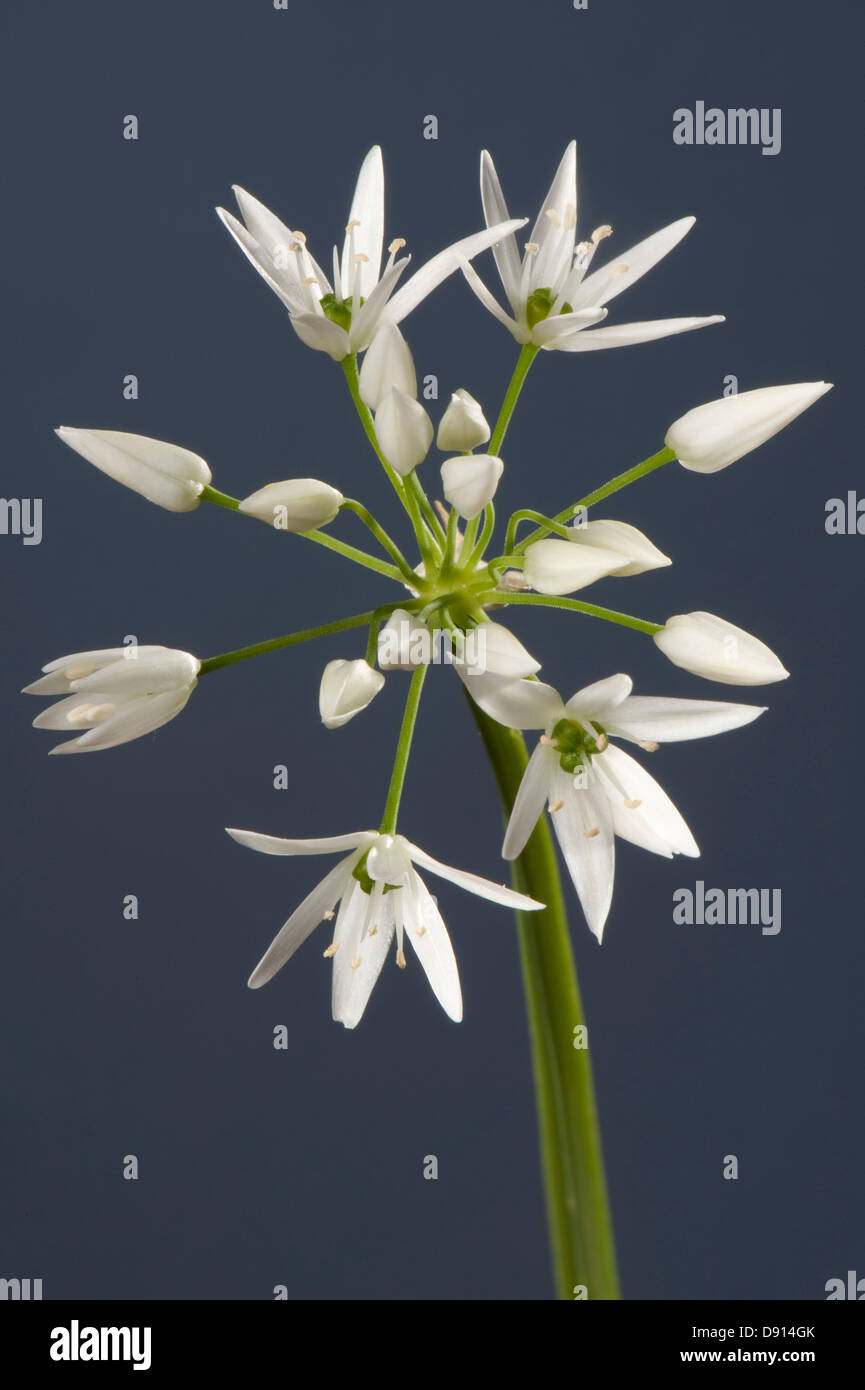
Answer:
469;672;765;941
226;828;543;1027
461;140;724;352
218;146;527;360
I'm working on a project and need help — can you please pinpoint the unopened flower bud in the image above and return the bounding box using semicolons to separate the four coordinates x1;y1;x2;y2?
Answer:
436;389;490;452
239;478;342;531
440;453;503;519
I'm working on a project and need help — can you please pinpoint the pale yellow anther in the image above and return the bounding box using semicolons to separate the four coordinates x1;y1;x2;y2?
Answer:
638;740;660;753
86;704;115;723
396;949;407;970
624;798;643;811
289;241;305;253
564;203;577;230
291;230;307;245
591;224;613;243
65;663;96;682
540;734;556;747
354;252;369;264
346;219;361;232
595;733;609;752
66;704;96;727
548;797;564;813
368;925;378;937
584;827;600;839
524;241;540;256
544;208;562;228
575;241;591;260
388;237;406;253
322;942;339;958
301;276;319;288
416;926;427;938
323;910;335;921
609;263;630;277
351;956;362;971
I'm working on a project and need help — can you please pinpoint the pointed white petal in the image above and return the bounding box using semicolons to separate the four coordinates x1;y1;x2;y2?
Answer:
341;146;385;300
56;428;210;512
405;871;463;1022
567;519;671;576
606;695;767;743
548;766;615;942
480;149;522;308
290;312;351;360
530;308;607;345
217;206;306;315
592;745;699;857
458;672;564;730
348;255;410;350
528;140;578;293
331;881;395;1028
458;258;523;336
72;650;199;693
572;216;696;309
550;315;725;352
225;829;376;856
358;321;417;409
48;688;192;753
401;838;543;910
383;219;528;325
502;742;557;860
24;646;168;695
248;858;356;989
565;673;633;720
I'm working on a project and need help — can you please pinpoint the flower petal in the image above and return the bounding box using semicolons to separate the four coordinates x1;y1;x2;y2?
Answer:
48;688;193;754
528;140;578;294
459;672;564;730
480;149;522;308
548;766;615;942
247;856;357;989
405;870;463;1022
400;837;544;910
383;219;528;326
549;315;725;352
331;880;396;1028
290;312;351;360
571;216;696;309
606;695;767;743
502;742;557;860
341;146;384;300
225;829;376;856
565;673;633;720
591;745;699;857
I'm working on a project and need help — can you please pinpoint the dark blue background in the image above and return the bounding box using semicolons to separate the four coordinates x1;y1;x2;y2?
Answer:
2;0;859;1300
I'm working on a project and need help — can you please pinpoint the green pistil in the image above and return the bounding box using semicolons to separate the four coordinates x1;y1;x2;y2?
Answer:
550;717;607;773
320;292;365;333
525;287;573;330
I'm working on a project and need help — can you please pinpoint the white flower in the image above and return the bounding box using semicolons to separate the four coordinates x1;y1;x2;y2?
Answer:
374;387;433;475
377;610;431;671
522;535;631;595
358;322;417;409
654;612;789;685
225;827;543;1027
238;478;342;531
566;518;671;576
461;140;724;352
666;382;833;473
23;646;200;753
217;146;527;360
55;428;210;512
437;389;491;451
319;659;385;728
441;453;503;519
470;672;765;941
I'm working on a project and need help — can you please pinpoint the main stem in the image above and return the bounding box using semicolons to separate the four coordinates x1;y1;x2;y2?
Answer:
379;665;427;834
468;698;620;1301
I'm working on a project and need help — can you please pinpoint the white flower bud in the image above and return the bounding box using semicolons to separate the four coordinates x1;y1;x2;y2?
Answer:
238;478;342;531
440;453;503;520
377;610;431;671
358;323;417;410
436;389;491;452
566;518;671;576
374;387;433;476
319;659;385;729
55;427;211;512
666;382;833;474
522;537;630;595
653;612;789;685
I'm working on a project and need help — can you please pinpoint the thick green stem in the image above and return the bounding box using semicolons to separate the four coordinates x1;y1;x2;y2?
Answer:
379;665;427;833
489;343;540;455
467;698;620;1301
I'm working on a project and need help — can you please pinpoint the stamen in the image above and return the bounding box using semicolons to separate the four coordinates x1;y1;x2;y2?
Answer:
434;499;450;524
291;230;307;245
353;252;369;264
544;208;562;229
574;241;591;261
65;663;96;682
396;949;407;969
540;734;557;748
524;242;539;255
322;942;339;958
584;827;600;839
594;733;609;751
548;797;564;813
591;224;613;243
65;703;96;726
345;219;361;232
351;956;362;971
323;910;335;920
638;740;660;753
624;798;642;810
85;703;115;722
609;262;630;277
416;926;427;938
301;276;319;287
368;925;378;937
388;237;406;254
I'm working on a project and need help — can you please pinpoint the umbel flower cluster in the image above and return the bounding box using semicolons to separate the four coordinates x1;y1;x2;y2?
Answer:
29;143;831;1028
